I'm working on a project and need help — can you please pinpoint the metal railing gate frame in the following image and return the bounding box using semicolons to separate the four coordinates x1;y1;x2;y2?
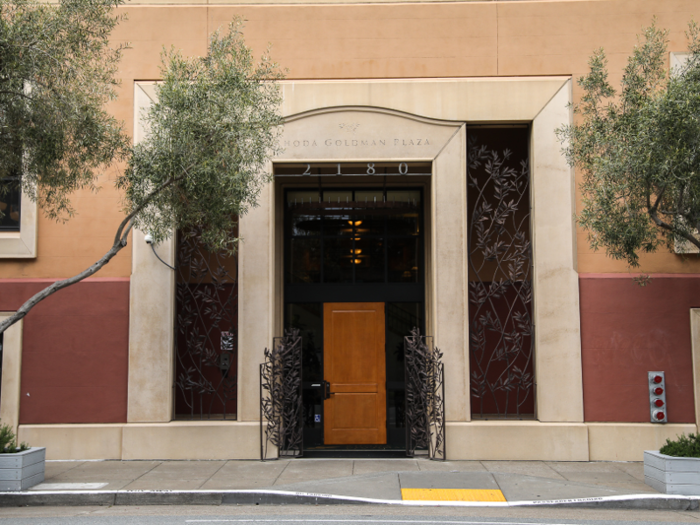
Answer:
260;329;304;461
260;326;445;460
404;327;446;461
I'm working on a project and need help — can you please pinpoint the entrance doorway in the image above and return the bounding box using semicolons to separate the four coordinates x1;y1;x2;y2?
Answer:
279;172;427;450
323;302;386;445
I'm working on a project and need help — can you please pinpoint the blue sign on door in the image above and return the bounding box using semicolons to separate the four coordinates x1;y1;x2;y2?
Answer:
314;414;321;423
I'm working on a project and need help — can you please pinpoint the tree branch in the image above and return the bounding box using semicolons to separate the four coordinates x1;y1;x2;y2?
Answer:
0;229;128;335
113;170;187;245
648;208;674;232
0;90;33;101
648;207;700;251
11;42;80;76
650;184;667;214
0;168;189;336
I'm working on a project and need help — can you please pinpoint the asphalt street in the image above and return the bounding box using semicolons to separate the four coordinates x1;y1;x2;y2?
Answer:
1;505;699;525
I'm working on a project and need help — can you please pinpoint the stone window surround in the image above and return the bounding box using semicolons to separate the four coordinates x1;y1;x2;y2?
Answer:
0;190;37;259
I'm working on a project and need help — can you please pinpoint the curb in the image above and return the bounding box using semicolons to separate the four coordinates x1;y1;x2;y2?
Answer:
0;490;699;510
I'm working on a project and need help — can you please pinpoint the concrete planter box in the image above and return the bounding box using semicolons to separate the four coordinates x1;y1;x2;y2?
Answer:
644;450;700;495
0;447;45;491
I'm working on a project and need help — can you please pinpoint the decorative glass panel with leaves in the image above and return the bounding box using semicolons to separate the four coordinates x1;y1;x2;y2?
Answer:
467;128;535;419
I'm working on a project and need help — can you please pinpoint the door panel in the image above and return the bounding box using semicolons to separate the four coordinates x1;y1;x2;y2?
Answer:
323;302;386;445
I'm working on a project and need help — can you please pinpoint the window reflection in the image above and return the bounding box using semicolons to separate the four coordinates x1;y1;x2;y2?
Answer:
291;215;321;236
285;188;422;285
324;215;353;236
353;214;383;236
323;238;354;283
289;238;321;283
388;237;418;282
386;214;418;236
354;238;384;283
0;179;20;231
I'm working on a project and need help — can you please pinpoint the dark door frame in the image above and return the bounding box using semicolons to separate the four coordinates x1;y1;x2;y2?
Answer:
281;181;428;449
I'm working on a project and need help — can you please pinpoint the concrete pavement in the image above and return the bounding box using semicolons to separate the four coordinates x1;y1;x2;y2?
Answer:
0;458;698;510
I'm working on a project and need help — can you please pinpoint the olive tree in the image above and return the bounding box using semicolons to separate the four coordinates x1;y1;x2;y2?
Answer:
557;22;700;269
0;0;129;218
0;16;284;334
122;24;283;252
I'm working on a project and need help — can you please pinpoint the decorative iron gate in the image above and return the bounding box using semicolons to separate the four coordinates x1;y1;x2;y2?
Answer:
260;329;303;460
404;328;445;460
467;130;535;418
174;228;238;419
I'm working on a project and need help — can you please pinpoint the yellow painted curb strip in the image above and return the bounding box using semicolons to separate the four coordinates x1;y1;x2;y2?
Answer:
401;488;506;502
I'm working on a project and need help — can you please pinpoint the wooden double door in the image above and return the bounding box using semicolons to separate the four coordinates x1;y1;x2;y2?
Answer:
323;302;386;445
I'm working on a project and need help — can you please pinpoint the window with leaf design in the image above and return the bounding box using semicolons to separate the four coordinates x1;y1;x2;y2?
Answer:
467;127;535;419
174;228;238;420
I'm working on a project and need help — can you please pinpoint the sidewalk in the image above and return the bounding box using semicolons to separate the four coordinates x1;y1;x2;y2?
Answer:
1;458;698;510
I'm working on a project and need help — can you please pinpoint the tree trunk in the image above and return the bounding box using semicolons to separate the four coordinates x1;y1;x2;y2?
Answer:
0;173;183;335
0;225;132;335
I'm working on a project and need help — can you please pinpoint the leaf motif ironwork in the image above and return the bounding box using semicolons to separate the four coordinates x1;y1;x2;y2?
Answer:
404;328;445;460
174;228;238;420
260;329;303;460
468;137;535;418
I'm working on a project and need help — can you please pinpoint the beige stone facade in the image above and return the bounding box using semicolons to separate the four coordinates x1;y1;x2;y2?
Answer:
4;0;700;461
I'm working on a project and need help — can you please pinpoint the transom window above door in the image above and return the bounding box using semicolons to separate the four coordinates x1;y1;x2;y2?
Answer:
285;187;423;285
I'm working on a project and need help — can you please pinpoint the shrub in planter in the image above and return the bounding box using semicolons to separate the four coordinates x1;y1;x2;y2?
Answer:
0;421;45;491
660;433;700;458
0;422;29;454
645;433;700;495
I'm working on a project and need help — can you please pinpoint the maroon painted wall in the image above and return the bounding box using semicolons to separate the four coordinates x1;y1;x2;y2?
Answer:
580;274;698;423
0;278;129;424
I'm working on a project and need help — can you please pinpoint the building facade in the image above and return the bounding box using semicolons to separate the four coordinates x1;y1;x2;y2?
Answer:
1;0;699;461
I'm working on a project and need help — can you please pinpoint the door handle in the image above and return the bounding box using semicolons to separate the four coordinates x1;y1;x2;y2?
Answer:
323;380;334;400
